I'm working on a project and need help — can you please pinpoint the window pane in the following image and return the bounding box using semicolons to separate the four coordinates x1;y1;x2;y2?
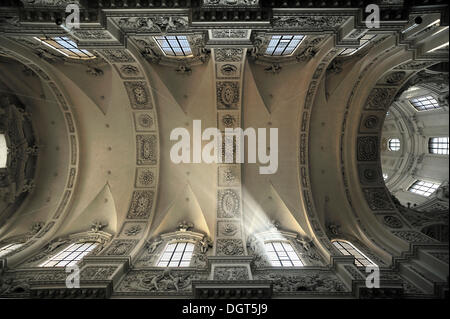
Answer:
265;35;304;56
156;242;194;267
154;35;192;57
388;138;400;151
409;95;441;111
265;241;303;267
429;137;449;155
332;240;376;267
34;37;95;60
408;180;440;197
39;242;98;267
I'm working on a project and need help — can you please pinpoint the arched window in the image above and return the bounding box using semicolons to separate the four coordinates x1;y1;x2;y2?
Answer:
156;242;194;267
388;138;400;151
0;243;23;258
34;36;95;60
332;240;376;267
264;241;303;267
383;173;388;180
409;95;441;111
0;134;7;168
265;35;305;56
154;35;192;57
429;137;449;155
408;180;440;197
39;242;98;267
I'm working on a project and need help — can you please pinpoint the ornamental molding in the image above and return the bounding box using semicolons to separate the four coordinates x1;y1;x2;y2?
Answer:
115;269;209;295
112;16;189;34
0;36;82;267
271;15;351;30
253;269;348;294
203;0;259;6
19;230;112;267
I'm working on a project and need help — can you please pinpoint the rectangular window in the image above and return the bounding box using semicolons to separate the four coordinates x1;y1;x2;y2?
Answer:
265;35;305;56
408;180;440;197
265;241;303;267
154;36;192;57
409;95;441;111
34;37;95;60
429;137;449;155
39;242;98;267
157;242;194;267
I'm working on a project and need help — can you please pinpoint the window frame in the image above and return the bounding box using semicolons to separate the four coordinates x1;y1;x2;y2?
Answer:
407;180;441;197
264;34;305;57
332;240;377;268
409;95;441;112
428;137;449;155
156;241;195;268
39;242;98;268
154;35;193;57
388;138;401;151
33;36;95;60
264;240;304;267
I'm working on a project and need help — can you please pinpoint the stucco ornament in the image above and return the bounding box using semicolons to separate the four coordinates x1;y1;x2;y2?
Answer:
177;221;194;232
146;236;163;254
199;236;213;254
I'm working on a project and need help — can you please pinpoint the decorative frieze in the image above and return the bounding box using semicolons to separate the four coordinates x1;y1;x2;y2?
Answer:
391;231;436;243
116;270;208;293
80;266;117;280
213;267;249;280
113;16;189;33
210;29;249;39
254;270;348;293
271;16;349;30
